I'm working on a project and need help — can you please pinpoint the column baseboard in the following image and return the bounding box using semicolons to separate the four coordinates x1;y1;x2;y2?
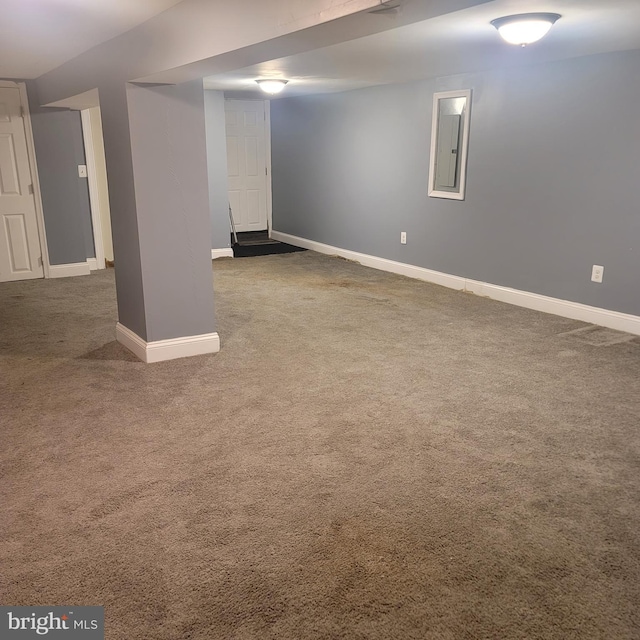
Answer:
212;248;234;259
116;323;220;363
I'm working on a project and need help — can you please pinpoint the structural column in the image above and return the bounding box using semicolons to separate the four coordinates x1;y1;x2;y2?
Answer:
100;79;218;362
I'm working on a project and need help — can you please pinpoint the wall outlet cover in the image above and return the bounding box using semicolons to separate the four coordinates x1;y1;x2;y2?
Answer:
591;265;604;283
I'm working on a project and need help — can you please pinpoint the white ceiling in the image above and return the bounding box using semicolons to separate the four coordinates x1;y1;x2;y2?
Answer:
2;0;638;94
0;0;184;79
204;0;640;98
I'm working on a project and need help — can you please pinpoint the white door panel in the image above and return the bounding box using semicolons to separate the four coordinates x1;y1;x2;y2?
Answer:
247;189;262;225
0;87;43;282
0;102;10;122
245;137;259;176
4;214;32;272
0;133;21;194
225;100;267;233
226;136;240;177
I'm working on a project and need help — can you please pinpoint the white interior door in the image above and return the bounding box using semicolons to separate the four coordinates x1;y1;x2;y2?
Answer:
0;87;43;282
225;100;268;233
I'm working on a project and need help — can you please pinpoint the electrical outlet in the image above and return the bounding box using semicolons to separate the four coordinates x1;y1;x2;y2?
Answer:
78;164;87;178
400;232;407;245
591;265;604;283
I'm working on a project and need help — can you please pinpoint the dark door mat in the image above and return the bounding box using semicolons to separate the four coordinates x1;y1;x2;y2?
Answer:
233;242;307;258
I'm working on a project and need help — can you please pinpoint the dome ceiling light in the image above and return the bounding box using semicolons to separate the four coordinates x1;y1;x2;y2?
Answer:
491;13;561;46
256;79;288;95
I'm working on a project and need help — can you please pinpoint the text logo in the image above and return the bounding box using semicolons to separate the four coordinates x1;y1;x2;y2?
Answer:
1;607;103;639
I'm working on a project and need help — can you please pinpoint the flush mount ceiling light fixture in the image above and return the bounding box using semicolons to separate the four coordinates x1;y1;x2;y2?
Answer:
491;13;561;46
256;79;288;95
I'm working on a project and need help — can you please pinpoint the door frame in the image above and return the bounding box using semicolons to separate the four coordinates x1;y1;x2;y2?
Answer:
264;99;273;236
80;108;106;270
0;80;51;278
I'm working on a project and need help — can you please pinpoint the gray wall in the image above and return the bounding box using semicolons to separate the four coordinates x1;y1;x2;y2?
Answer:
26;82;94;265
271;49;640;317
204;91;231;250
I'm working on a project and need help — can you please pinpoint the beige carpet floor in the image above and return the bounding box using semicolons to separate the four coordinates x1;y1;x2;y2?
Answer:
1;251;639;639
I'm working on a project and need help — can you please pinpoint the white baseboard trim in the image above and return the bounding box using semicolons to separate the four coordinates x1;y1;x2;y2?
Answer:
271;230;640;337
87;257;99;271
48;262;91;278
464;279;640;335
271;231;466;289
212;248;234;259
116;323;221;363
